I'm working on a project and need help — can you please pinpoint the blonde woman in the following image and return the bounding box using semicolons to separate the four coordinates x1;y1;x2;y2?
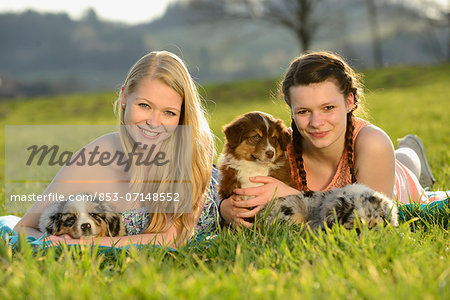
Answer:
14;51;219;247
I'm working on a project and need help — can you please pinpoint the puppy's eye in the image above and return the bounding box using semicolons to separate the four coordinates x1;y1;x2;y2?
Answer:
63;215;76;227
270;136;278;145
251;134;262;141
89;213;103;222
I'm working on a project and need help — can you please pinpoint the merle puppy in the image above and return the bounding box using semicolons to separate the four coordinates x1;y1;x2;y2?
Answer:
39;195;127;238
261;183;398;232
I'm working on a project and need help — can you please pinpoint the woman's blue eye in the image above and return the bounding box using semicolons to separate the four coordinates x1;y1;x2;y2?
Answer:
138;103;150;108
165;111;176;116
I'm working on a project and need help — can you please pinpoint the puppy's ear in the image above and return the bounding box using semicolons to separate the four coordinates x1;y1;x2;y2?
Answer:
276;120;291;151
102;213;124;236
223;120;245;149
46;212;63;235
378;194;399;226
324;197;354;228
324;209;337;228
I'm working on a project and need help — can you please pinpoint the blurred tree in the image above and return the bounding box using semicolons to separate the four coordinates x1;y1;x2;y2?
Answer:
391;0;449;62
416;0;449;61
189;0;325;52
366;0;383;67
83;8;100;26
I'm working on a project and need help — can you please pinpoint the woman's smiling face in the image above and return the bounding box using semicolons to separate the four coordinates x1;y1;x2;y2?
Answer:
123;78;183;146
290;80;354;150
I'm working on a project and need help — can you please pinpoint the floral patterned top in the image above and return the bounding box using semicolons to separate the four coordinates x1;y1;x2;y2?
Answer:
120;166;220;239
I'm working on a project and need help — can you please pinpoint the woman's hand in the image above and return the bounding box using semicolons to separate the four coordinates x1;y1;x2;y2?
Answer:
220;176;300;228
44;232;178;247
220;195;254;229
234;176;299;208
45;234;74;245
45;234;101;246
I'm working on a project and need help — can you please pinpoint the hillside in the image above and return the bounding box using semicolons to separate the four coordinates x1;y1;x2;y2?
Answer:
0;0;448;98
1;63;448;191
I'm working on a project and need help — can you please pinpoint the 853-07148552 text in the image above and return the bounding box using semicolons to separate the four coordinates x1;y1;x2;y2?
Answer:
94;192;180;202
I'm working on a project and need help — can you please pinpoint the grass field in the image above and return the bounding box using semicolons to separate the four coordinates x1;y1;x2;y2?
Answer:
0;64;449;299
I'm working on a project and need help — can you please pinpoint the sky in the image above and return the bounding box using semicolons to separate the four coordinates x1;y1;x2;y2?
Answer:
0;0;447;24
0;0;177;25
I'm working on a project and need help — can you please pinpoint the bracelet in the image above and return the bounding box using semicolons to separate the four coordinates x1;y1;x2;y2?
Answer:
218;198;227;225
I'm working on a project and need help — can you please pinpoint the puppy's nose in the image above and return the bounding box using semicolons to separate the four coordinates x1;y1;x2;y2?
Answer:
81;223;91;231
265;150;274;159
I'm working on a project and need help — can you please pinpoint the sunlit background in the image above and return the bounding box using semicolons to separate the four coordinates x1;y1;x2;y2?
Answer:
0;0;448;99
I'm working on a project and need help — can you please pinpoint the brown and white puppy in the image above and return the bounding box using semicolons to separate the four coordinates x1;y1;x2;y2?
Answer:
262;183;399;233
218;111;295;222
39;194;127;238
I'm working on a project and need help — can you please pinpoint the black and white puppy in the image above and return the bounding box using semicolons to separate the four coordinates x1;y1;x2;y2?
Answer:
262;183;398;232
39;194;127;238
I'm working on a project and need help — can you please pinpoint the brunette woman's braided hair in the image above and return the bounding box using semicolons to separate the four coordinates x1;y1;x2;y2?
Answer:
291;118;308;190
282;51;363;191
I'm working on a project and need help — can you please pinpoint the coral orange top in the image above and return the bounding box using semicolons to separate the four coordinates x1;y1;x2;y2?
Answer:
287;117;428;204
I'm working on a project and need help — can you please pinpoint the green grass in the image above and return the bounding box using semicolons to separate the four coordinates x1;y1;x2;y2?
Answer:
0;64;449;299
0;219;448;299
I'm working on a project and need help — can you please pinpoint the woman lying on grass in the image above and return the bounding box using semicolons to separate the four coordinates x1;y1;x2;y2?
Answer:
220;51;438;228
13;51;219;247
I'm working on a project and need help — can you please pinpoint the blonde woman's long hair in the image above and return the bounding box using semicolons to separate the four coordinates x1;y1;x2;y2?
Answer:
114;51;214;240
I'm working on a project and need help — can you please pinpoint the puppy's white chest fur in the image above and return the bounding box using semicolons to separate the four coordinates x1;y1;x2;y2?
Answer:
219;154;280;198
236;160;269;188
